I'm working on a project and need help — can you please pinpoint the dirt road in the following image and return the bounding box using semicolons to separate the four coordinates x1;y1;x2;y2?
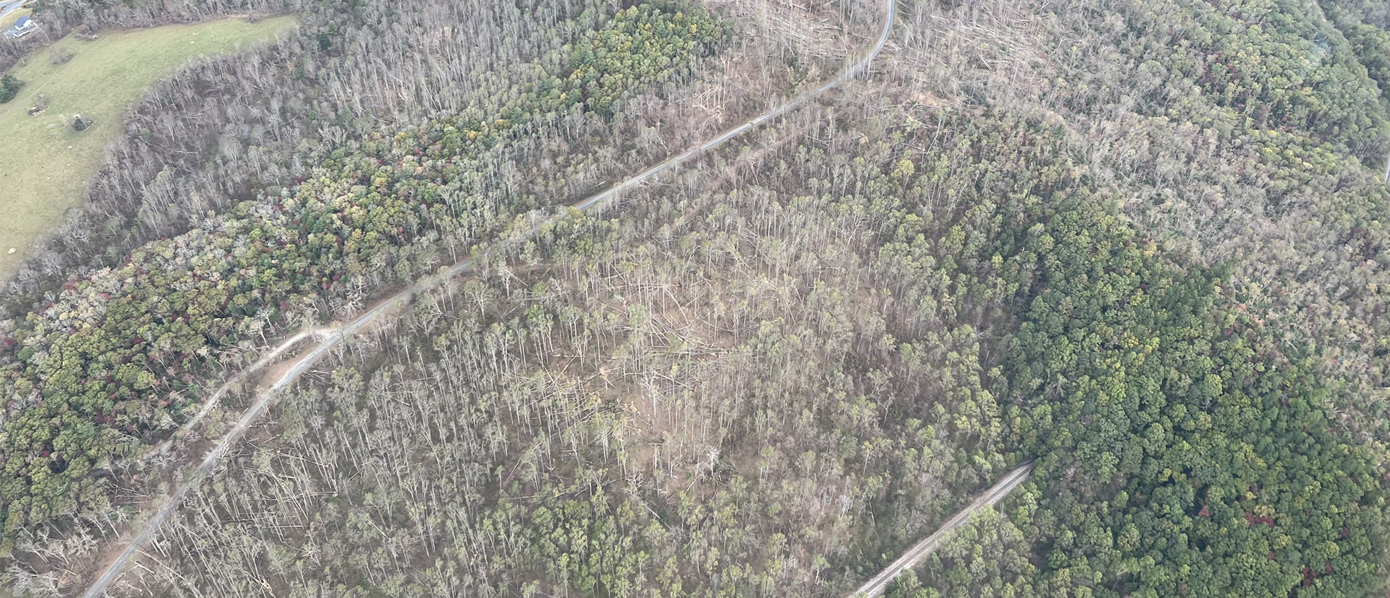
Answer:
79;1;897;595
846;462;1035;598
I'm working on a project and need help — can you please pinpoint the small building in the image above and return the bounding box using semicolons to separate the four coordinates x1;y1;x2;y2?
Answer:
4;16;38;39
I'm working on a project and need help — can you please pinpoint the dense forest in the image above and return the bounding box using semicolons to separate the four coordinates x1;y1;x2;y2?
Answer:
79;91;1035;598
98;102;1386;598
2;0;727;551
889;0;1390;595
0;0;873;592
4;0;1390;596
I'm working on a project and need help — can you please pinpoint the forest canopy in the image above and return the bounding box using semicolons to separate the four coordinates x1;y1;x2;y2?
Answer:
0;0;723;549
3;0;1390;596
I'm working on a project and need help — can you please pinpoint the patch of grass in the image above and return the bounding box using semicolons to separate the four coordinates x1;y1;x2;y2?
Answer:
0;15;297;279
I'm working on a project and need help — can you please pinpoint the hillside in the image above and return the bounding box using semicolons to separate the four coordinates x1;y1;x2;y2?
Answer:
2;0;1390;597
0;15;296;279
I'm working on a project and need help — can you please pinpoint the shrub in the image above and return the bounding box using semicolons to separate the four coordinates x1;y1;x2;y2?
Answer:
49;46;74;65
0;74;22;103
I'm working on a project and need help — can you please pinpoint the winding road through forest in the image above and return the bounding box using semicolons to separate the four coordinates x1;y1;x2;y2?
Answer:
76;1;959;595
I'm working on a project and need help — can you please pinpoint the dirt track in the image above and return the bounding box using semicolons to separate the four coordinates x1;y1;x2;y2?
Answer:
79;0;898;594
845;462;1035;598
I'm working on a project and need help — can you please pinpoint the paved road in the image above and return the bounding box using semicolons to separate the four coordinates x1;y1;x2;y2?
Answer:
0;0;28;23
79;1;896;596
847;462;1035;598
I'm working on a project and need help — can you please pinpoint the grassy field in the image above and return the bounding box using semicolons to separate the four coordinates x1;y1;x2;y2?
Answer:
0;15;297;279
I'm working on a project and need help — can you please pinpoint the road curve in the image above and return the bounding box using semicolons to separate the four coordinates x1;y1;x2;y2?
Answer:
79;2;896;596
847;462;1035;598
0;0;26;22
145;329;318;458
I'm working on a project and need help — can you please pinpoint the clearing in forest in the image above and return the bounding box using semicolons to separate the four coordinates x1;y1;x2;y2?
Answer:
0;15;297;279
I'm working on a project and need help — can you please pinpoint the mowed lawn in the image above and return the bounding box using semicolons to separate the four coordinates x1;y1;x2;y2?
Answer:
0;15;297;279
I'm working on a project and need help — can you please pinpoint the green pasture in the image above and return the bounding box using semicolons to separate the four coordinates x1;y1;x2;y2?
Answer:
0;15;296;279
